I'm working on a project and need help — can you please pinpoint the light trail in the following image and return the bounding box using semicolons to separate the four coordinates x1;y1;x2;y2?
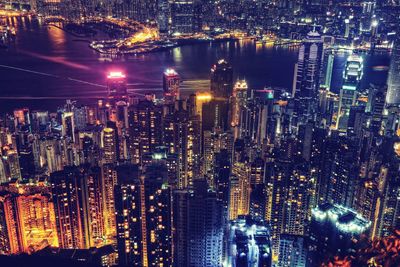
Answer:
0;64;106;88
0;64;59;78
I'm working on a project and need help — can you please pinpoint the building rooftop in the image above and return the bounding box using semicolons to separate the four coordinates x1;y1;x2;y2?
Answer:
312;203;371;234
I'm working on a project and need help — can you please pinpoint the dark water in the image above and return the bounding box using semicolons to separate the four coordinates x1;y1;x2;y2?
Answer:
0;16;390;112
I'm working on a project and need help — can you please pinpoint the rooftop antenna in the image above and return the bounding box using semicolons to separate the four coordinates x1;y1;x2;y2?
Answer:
312;23;317;32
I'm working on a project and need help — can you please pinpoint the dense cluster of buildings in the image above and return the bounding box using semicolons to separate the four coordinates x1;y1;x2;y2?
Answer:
0;0;400;267
1;0;400;41
0;27;398;264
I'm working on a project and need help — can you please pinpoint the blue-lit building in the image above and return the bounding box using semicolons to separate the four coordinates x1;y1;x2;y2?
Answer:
308;203;371;266
227;216;272;267
337;55;364;130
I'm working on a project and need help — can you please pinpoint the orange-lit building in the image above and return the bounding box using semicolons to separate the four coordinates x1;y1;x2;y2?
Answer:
0;183;58;255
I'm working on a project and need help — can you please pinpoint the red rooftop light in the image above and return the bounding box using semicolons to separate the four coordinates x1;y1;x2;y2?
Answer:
107;71;126;79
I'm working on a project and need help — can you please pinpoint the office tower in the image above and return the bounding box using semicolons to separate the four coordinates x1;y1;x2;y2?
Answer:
344;19;351;38
292;30;324;124
171;0;198;34
102;127;117;164
278;234;307;267
5;149;22;181
231;79;248;131
255;89;277;145
107;71;127;98
368;84;386;134
61;111;75;142
210;59;234;98
13;108;30;128
101;163;117;240
337;55;363;130
321;51;334;90
51;166;104;249
309;203;371;266
360;1;376;32
78;126;102;166
173;179;224;267
229;161;251;220
202;99;231;132
163;68;180;102
347;105;366;137
385;35;400;106
0;183;59;255
128;99;163;164
73;105;88;131
157;0;170;34
227;216;272;267
115;164;172;266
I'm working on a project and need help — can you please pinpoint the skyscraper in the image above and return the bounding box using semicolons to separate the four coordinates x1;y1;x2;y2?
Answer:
51;166;104;249
101;163;118;241
337;55;363;130
211;59;234;98
228;216;272;267
102;127;117;164
128;99;163;164
293;30;324;124
385;35;400;106
115;164;172;266
107;71;127;98
0;182;59;255
171;0;199;34
229;161;251;220
173;179;224;266
163;68;180;102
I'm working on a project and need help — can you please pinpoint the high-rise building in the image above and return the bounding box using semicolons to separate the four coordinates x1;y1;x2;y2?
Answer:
337;55;363;130
173;179;224;266
227;216;272;267
278;234;307;267
163;100;201;188
50;166;104;249
171;0;198;34
231;79;248;129
61;111;75;142
107;71;127;98
102;127;117;164
292;30;324;124
308;203;371;266
229;161;251;220
101;163;118;241
115;164;172;266
265;159;312;253
163;68;180;102
0;183;59;255
385;35;400;107
128;100;163;164
211;59;234;98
